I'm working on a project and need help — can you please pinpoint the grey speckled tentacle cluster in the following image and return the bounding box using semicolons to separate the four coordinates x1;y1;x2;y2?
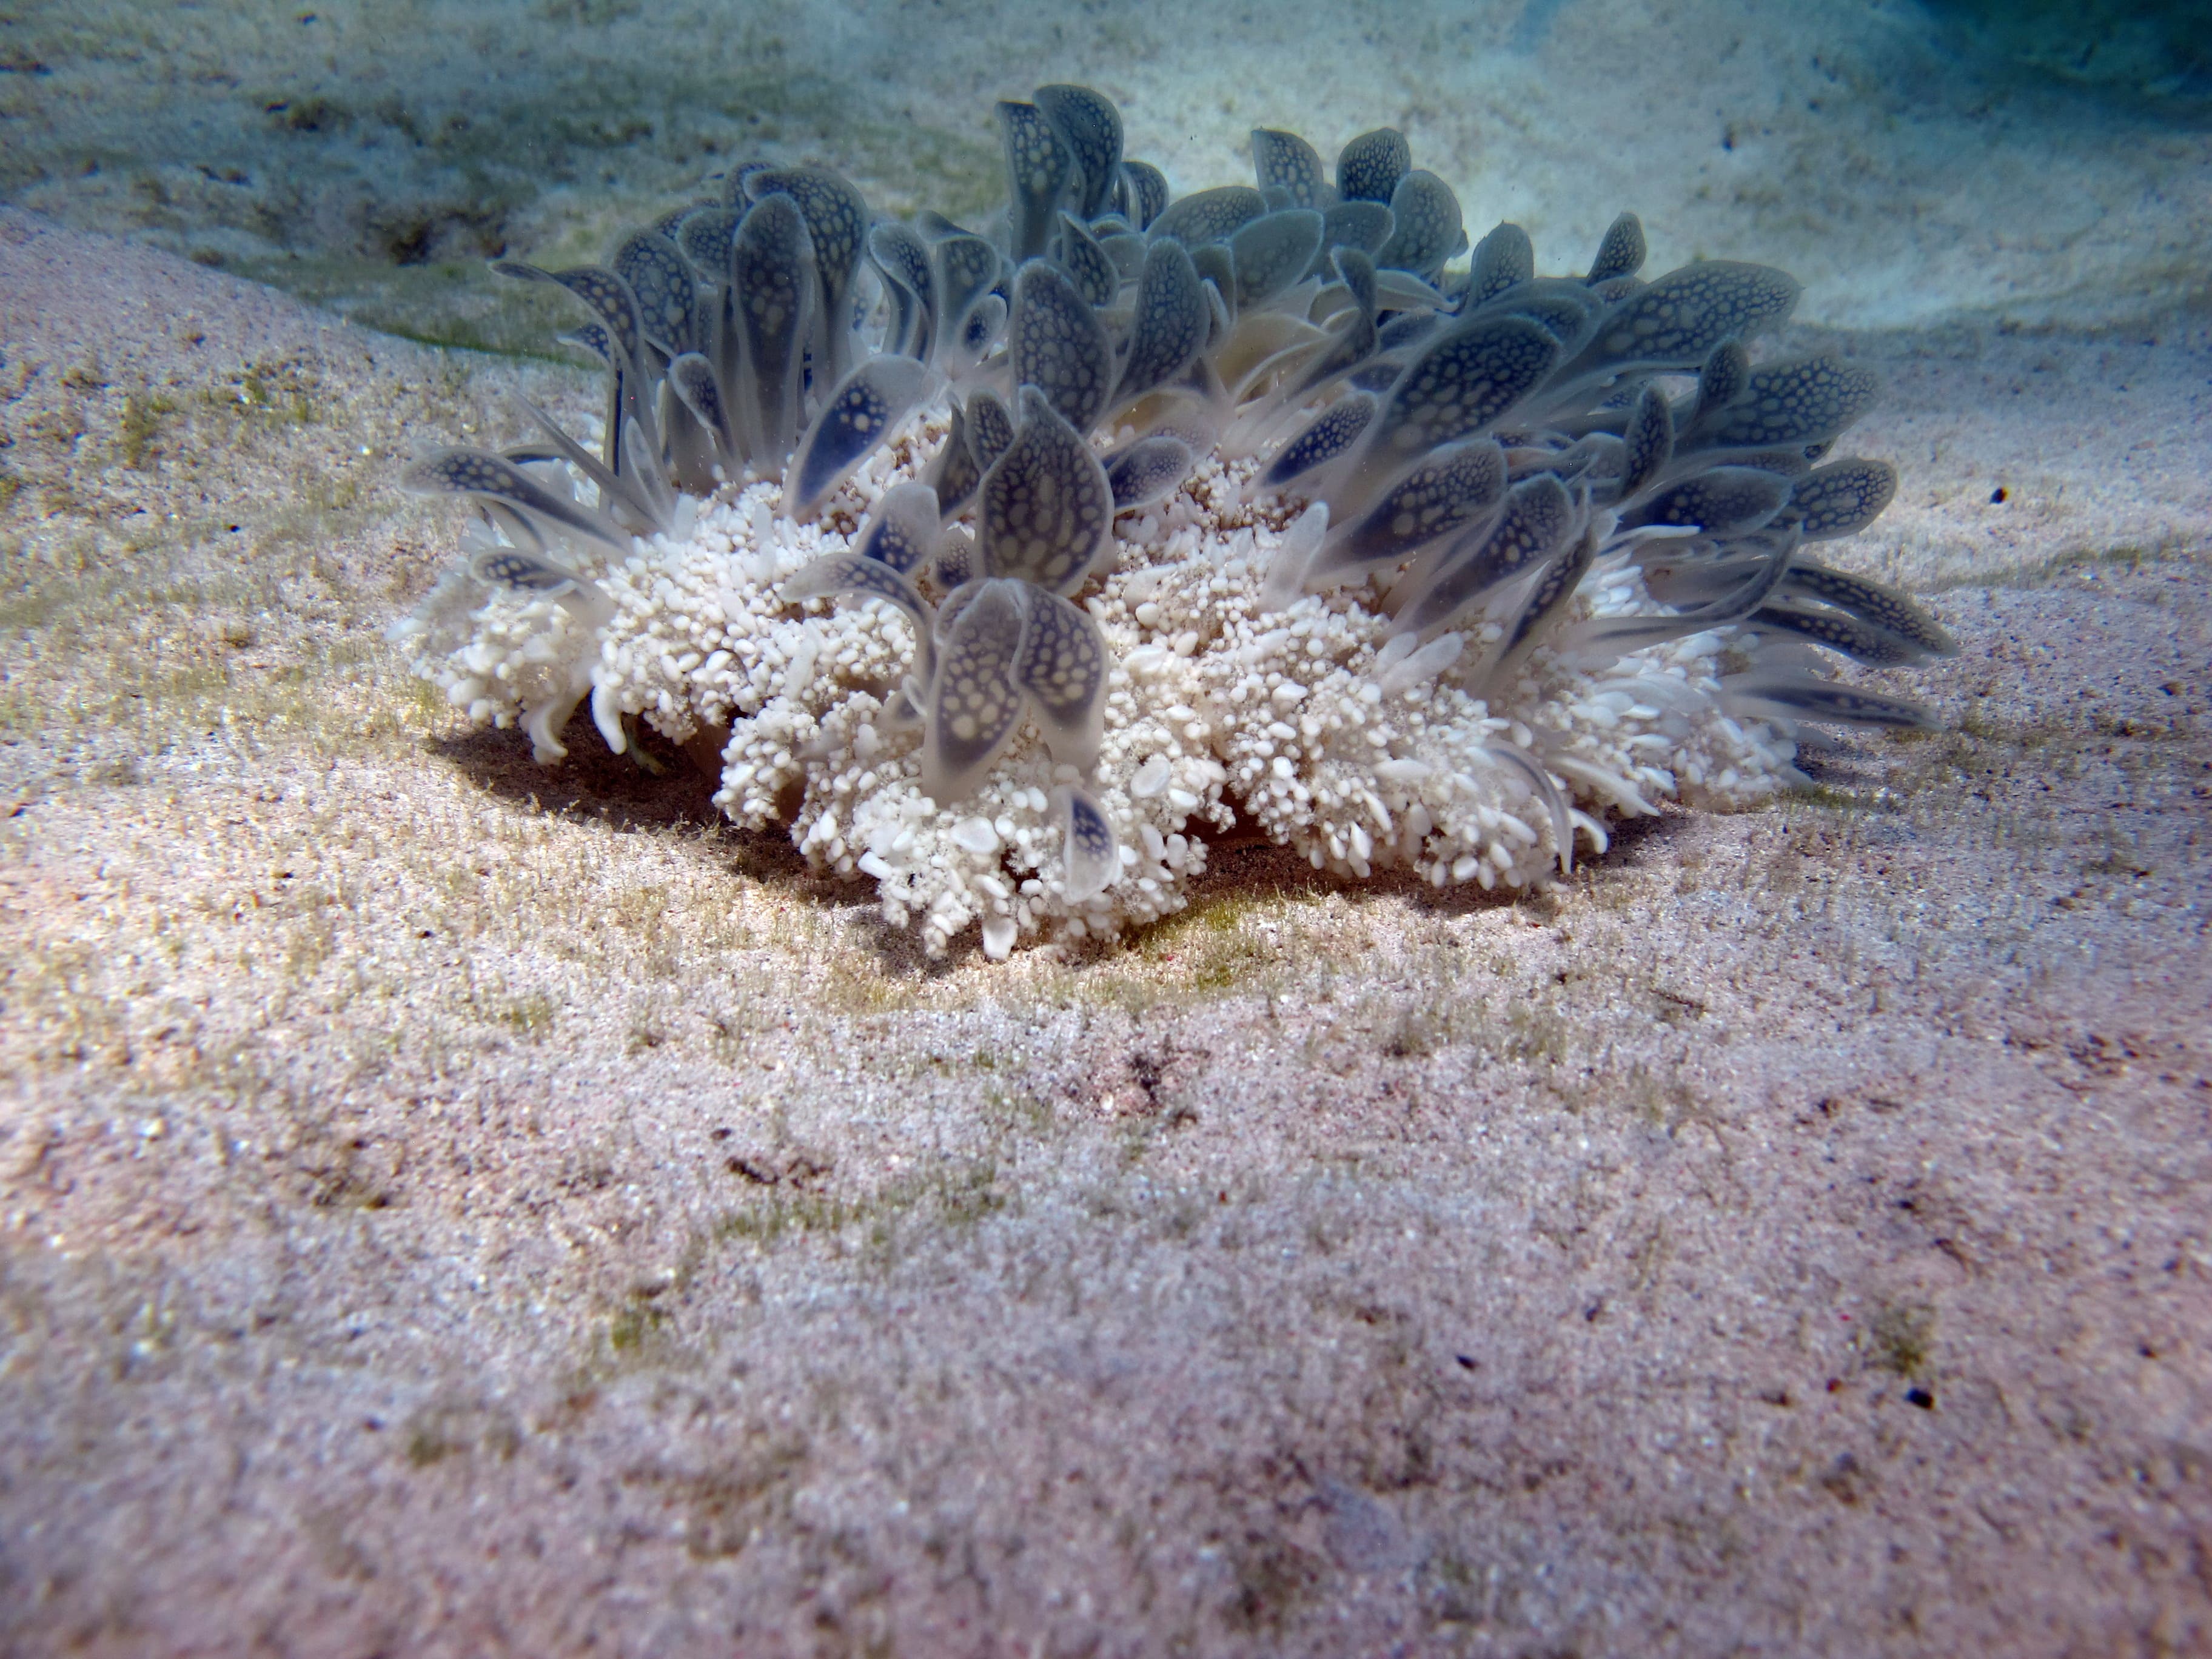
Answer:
403;156;947;553
1217;115;1951;756
399;81;1954;940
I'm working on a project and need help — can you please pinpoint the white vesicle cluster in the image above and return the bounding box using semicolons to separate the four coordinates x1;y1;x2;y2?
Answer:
403;416;1803;957
398;555;596;751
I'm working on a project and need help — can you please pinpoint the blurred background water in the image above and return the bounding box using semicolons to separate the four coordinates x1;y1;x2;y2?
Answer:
3;0;2206;357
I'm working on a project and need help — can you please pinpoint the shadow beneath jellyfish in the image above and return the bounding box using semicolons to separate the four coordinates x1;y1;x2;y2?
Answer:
1064;802;1695;965
431;711;1728;969
1345;805;1693;925
431;711;724;833
427;712;1001;980
1398;805;1694;923
429;710;861;909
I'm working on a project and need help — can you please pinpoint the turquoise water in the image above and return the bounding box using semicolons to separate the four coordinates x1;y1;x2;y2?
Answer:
4;0;2205;352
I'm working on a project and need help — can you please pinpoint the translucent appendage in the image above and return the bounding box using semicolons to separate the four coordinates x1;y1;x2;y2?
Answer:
1467;223;1535;307
666;352;733;458
1229;209;1325;309
923;580;1030;803
1335;127;1410;204
1056;212;1119;308
869;220;937;361
1785;459;1899;541
1570;261;1800;377
858;481;943;575
1121;159;1170;230
403;447;629;552
1263;393;1375;487
1148;185;1267;247
1056;785;1120;902
1107;436;1196;511
1401;474;1578;635
1251;127;1329;209
1010;260;1113;436
999;100;1074;263
967;388;1016;472
613;230;698;356
729;194;814;460
1623;467;1794;536
1374;171;1461;278
1014;586;1110;773
1113;240;1208;409
1366;316;1560;461
1698;356;1881;452
1781;557;1953;655
1036;84;1125;221
929;401;982;518
977;387;1113;594
1584;212;1646;285
1313;438;1507;577
787;355;934;520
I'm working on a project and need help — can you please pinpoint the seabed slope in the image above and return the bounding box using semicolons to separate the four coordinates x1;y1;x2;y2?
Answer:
2;2;2211;1650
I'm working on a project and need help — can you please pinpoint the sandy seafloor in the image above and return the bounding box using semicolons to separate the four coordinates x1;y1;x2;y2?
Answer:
1;1;2209;1653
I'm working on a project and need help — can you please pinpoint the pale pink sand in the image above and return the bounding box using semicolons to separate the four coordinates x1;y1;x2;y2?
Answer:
1;212;2208;1657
